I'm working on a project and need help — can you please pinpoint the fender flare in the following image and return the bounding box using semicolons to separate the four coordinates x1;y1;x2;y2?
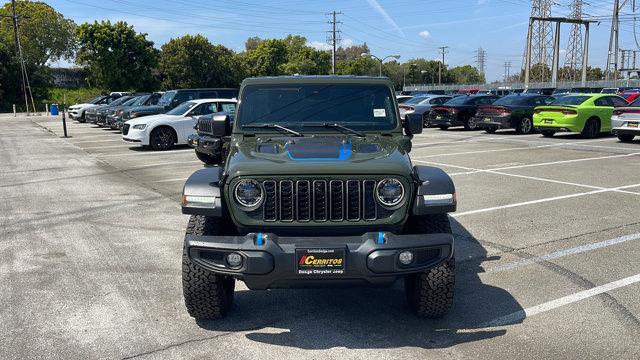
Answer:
412;165;457;215
181;167;224;217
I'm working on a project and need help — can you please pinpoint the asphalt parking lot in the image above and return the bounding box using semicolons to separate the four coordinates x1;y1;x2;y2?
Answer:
2;114;640;359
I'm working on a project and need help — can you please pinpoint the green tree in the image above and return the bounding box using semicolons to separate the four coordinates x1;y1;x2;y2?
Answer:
160;34;243;89
336;56;378;76
448;65;485;84
241;35;330;76
336;43;370;62
75;21;158;90
0;1;76;66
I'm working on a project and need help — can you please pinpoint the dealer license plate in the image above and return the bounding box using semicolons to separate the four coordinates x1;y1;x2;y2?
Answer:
627;122;639;128
484;117;492;123
544;119;554;124
296;248;345;275
436;115;442;120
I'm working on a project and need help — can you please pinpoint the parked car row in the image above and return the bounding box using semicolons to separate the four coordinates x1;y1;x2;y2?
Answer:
69;88;240;153
402;91;640;141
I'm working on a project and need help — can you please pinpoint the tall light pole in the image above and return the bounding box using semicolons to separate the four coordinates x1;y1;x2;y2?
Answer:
361;53;401;76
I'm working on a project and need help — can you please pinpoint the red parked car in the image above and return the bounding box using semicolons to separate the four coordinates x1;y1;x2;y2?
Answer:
619;90;640;103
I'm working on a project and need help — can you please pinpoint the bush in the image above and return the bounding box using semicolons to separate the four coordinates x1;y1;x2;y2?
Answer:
44;87;105;107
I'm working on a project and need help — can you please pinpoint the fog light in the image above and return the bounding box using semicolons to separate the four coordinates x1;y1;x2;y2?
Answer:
226;253;243;268
398;251;414;265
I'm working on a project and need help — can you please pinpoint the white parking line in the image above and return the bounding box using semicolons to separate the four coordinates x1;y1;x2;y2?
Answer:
153;177;188;183
125;160;202;170
481;272;640;327
97;149;193;157
452;182;640;217
485;232;640;273
84;144;135;150
73;139;123;144
417;152;640;175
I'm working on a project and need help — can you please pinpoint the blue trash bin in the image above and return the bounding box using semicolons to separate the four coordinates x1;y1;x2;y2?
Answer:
51;104;59;116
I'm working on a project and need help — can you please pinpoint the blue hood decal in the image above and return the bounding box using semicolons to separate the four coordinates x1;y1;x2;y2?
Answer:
284;138;352;161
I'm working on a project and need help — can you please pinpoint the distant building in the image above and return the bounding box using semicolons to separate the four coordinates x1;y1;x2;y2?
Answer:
50;67;86;88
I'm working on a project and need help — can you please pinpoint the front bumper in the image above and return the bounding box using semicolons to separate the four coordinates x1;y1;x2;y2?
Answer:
187;134;224;156
185;231;454;290
122;127;148;145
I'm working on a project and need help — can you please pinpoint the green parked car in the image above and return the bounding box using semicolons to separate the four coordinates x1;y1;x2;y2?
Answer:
533;94;628;138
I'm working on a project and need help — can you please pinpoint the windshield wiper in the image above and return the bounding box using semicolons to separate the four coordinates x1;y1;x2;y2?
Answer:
302;123;366;137
242;123;303;137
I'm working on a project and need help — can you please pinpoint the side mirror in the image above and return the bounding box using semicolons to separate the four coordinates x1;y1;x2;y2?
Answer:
209;114;231;137
404;113;423;135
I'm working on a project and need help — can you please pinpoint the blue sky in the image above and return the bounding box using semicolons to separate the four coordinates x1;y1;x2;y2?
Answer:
46;0;624;82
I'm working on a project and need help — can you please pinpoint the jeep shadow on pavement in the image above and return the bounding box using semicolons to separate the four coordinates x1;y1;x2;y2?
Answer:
179;76;521;326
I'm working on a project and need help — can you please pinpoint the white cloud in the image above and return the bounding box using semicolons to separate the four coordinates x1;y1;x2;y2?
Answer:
366;0;406;38
418;30;431;40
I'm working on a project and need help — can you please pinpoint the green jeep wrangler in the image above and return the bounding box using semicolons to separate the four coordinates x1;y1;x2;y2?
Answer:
181;76;457;319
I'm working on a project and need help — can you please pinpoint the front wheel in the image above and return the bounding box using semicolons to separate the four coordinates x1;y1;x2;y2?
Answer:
464;117;478;130
149;127;176;151
182;215;235;320
403;214;455;318
618;134;635;142
517;117;534;134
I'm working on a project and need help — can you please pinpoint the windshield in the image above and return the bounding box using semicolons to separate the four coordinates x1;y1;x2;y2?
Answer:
494;96;528;106
601;88;618;94
132;95;150;107
166;101;197;115
551;96;590;106
122;96;141;106
88;96;105;104
236;83;398;131
404;96;429;105
108;97;131;106
158;91;176;106
444;96;473;105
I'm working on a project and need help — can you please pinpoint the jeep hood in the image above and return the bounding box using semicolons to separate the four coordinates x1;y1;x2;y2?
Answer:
225;135;414;178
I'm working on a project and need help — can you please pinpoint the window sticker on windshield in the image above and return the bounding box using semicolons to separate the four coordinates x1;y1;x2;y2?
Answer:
373;109;386;117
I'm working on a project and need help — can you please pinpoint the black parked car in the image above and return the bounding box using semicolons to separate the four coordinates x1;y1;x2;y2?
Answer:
187;111;236;165
121;88;239;121
428;94;500;130
107;93;162;130
87;95;134;125
474;93;554;134
525;87;556;95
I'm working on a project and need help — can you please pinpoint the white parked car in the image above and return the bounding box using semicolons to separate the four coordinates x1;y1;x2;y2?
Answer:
611;104;640;142
68;95;111;122
122;98;237;150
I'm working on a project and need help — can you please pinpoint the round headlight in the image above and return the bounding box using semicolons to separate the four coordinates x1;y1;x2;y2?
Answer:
376;178;405;208
234;179;263;209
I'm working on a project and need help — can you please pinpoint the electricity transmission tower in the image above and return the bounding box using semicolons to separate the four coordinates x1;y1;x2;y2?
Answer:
562;0;584;82
475;48;486;76
326;11;342;75
437;46;449;85
504;61;512;83
527;0;554;82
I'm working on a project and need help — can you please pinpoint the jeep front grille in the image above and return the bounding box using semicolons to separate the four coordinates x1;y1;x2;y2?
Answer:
261;179;377;222
197;118;213;135
122;123;130;136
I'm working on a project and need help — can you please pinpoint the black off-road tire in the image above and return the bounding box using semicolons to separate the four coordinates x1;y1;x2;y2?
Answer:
403;213;455;318
541;130;555;138
150;126;177;151
195;150;222;165
618;134;635;142
581;117;601;139
182;215;235;320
